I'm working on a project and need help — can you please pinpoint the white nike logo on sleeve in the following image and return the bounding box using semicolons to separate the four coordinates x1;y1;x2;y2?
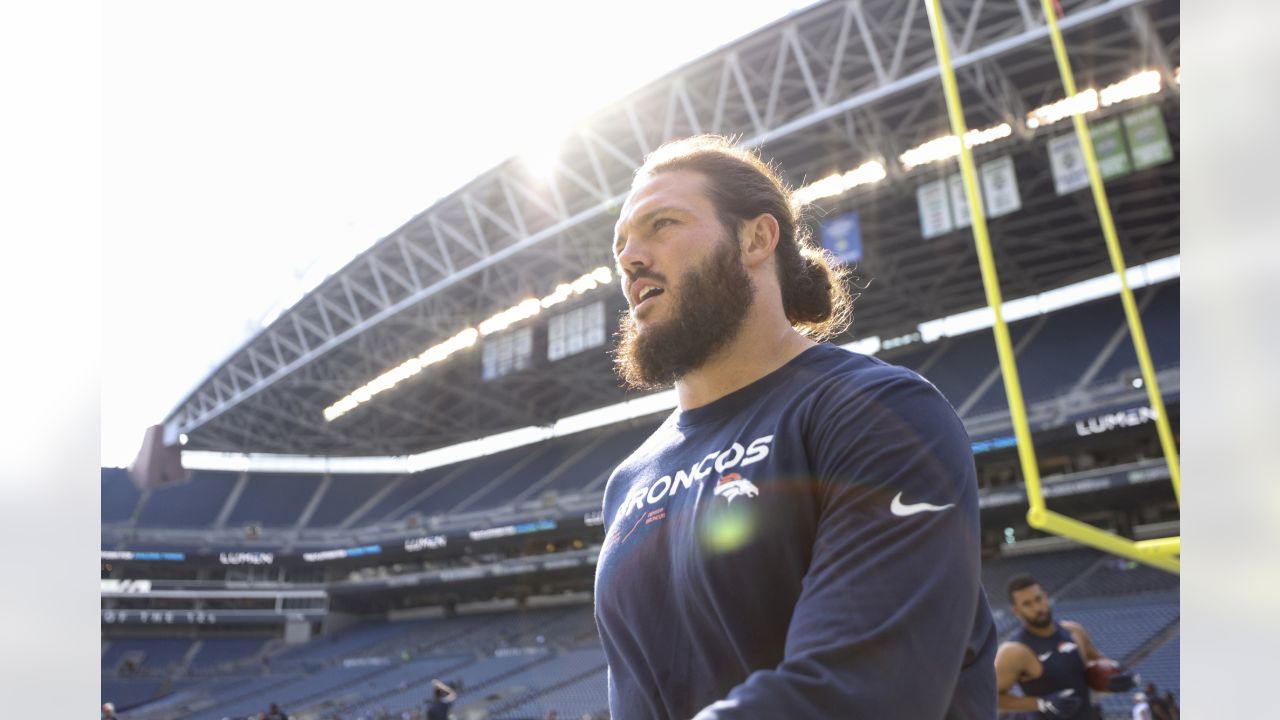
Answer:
889;492;956;517
1038;651;1053;662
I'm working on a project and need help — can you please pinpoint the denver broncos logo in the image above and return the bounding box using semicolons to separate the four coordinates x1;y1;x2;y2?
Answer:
714;472;759;503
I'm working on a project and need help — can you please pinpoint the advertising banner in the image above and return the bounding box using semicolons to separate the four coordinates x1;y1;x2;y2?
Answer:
818;210;863;263
1048;133;1090;195
917;179;953;239
1090;118;1132;180
980;155;1022;218
947;173;971;229
1123;105;1174;170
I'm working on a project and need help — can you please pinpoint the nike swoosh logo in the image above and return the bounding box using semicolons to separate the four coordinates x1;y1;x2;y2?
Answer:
889;492;956;517
1038;651;1053;662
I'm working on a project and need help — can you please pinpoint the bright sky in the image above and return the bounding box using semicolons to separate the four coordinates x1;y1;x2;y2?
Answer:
102;0;814;467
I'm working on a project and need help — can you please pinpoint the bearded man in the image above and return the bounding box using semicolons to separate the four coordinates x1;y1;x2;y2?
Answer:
592;134;997;719
996;575;1136;719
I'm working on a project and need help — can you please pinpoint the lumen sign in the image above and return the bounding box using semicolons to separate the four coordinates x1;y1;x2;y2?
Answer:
219;552;274;565
1074;406;1158;437
404;535;447;552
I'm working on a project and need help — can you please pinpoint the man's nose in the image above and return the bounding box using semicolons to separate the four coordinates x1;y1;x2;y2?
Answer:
619;231;655;266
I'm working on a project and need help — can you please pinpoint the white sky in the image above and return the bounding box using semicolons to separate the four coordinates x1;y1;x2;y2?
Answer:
102;0;814;467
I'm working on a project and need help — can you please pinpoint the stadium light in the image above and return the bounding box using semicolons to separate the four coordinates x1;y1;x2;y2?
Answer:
323;266;614;422
899;123;1012;171
323;327;479;422
792;160;887;204
478;298;543;336
1025;89;1099;130
1099;70;1161;107
1026;69;1164;129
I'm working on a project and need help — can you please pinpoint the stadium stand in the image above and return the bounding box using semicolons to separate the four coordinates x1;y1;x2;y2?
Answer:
394;446;546;520
342;471;432;528
496;668;610;720
222;472;322;528
103;637;193;675
1052;594;1179;662
321;654;477;718
1058;557;1181;600
485;648;609;718
981;548;1103;602
447;421;664;512
362;652;545;716
898;282;1179;420
572;423;666;494
103;546;1179;720
267;620;411;672
958;315;1050;417
102;467;144;523
964;309;1103;417
102;678;168;712
360;421;664;526
454;442;581;512
304;473;398;528
1091;282;1180;383
187;636;271;674
133;470;238;528
505;436;603;502
903;329;1016;412
188;661;393;720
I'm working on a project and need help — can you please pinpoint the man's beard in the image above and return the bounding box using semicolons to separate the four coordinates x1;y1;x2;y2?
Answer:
1026;609;1054;629
614;235;756;390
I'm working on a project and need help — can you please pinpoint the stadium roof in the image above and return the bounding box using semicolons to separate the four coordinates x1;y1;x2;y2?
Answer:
164;0;1180;458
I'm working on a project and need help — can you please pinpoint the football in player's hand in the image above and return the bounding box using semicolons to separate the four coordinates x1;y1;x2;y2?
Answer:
1085;659;1134;691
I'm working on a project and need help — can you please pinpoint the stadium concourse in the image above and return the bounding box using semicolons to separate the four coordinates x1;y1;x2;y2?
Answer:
103;0;1179;717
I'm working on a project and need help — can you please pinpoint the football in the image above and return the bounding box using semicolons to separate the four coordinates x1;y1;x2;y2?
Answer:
1086;660;1121;691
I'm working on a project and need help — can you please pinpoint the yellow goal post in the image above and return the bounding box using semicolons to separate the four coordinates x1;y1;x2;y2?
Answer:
921;0;1179;574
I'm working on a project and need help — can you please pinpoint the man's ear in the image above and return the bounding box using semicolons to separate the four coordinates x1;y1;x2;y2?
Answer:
739;212;780;268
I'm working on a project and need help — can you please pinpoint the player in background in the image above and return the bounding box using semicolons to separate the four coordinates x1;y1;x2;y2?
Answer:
1132;691;1152;720
425;679;458;720
996;574;1136;718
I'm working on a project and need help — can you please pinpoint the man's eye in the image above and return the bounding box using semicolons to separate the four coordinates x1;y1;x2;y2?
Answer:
653;218;675;230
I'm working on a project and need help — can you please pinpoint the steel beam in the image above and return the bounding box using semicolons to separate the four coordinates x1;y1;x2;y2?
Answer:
167;0;1163;452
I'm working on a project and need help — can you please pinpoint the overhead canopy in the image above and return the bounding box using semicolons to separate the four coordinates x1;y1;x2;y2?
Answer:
165;0;1180;457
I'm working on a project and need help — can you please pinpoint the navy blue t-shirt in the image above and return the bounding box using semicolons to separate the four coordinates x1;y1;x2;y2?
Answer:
1013;622;1092;720
594;344;996;719
425;699;452;720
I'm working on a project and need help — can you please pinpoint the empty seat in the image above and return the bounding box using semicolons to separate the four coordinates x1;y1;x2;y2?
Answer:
101;467;143;524
224;472;323;527
135;470;239;527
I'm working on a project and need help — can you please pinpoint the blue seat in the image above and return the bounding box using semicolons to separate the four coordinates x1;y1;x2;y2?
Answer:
135;470;239;527
224;472;323;527
101;467;143;523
